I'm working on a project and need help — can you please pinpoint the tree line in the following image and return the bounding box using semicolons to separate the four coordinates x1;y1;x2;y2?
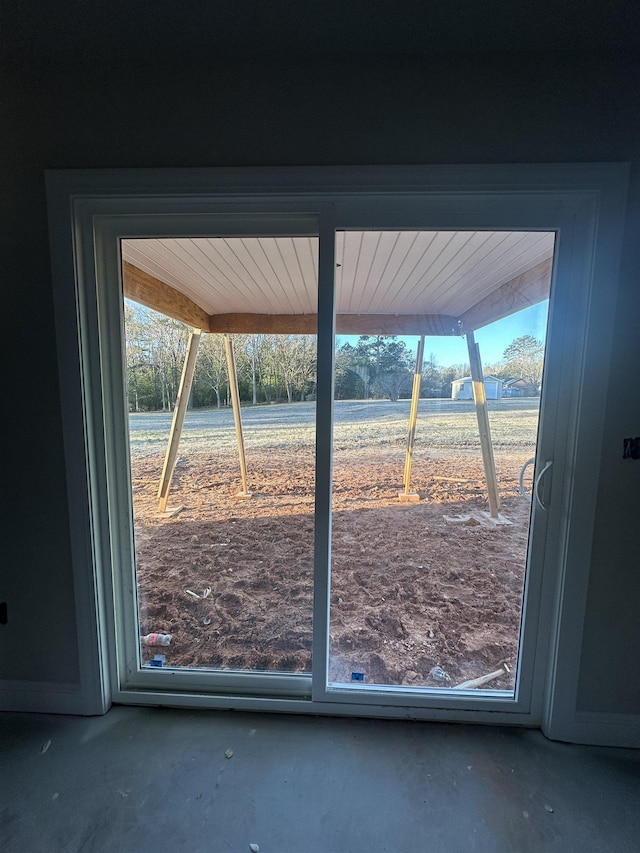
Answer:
125;304;317;411
125;302;544;412
336;334;543;401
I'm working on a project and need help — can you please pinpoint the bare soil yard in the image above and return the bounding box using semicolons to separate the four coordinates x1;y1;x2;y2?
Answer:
132;399;537;691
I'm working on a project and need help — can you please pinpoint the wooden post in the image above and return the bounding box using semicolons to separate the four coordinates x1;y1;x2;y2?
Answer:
157;328;201;513
466;329;501;518
223;334;251;497
399;335;425;502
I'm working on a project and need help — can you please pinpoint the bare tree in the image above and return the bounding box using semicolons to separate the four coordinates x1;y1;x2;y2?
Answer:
503;335;545;390
123;302;189;410
195;334;228;407
272;335;317;402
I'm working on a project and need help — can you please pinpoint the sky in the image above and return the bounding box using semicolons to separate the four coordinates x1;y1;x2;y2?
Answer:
338;300;550;370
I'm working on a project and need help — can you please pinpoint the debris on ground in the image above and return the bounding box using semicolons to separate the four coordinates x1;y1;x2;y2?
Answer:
135;449;531;689
186;587;211;599
429;666;452;684
454;667;507;689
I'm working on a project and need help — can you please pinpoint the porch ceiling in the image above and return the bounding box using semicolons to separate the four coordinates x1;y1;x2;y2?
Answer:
121;230;554;334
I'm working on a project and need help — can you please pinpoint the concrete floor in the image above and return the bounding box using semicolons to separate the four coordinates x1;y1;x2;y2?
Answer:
1;707;639;852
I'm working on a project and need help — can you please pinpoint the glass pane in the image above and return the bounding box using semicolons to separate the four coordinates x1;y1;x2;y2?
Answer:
329;229;554;693
122;236;318;674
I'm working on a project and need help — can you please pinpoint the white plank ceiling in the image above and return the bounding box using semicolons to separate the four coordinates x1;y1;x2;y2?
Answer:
122;230;554;320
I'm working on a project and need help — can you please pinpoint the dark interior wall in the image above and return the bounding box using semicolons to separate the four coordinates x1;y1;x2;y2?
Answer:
577;164;640;715
1;54;638;711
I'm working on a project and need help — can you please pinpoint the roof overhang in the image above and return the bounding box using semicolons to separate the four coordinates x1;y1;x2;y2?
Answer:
122;230;554;335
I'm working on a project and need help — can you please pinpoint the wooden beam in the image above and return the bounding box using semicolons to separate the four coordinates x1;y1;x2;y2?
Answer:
210;313;317;335
123;262;462;336
209;312;461;336
467;330;501;518
157;329;201;513
337;314;461;336
123;262;210;330
458;257;552;332
223;335;251;497
125;256;551;338
400;335;426;501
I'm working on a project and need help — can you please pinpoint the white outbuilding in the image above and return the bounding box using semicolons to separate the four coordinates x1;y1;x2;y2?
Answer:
451;375;503;400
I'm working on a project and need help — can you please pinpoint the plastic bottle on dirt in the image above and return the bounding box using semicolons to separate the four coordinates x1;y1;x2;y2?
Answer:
141;633;172;647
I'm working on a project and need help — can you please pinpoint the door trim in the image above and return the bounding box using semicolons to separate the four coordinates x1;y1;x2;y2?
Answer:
46;165;629;734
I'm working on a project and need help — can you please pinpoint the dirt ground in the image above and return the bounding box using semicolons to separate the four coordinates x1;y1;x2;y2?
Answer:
133;444;532;691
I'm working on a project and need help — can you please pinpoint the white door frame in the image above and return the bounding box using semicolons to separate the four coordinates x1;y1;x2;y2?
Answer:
46;165;628;738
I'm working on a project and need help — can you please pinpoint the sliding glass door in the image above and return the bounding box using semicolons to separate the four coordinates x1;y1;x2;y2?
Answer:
101;214;559;713
94;216;320;697
71;170;618;722
323;229;554;704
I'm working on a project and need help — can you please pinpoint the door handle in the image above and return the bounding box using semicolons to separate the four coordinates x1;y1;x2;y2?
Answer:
534;460;553;511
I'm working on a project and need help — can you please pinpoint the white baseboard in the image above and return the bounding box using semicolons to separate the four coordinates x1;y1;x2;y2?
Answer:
0;679;88;715
548;711;640;748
